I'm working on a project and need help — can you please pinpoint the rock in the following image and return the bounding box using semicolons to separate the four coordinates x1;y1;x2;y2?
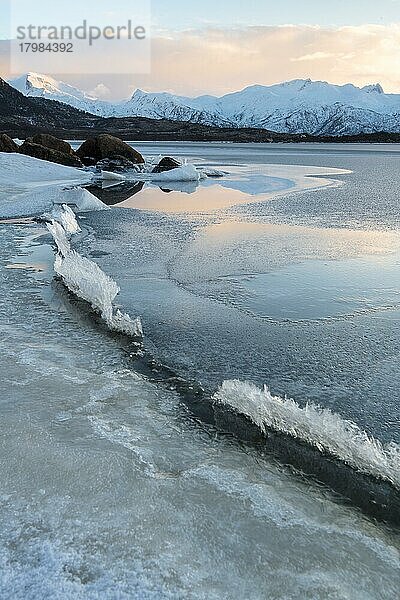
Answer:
19;141;83;167
76;135;144;166
95;155;137;172
27;133;75;156
0;133;19;153
152;156;181;173
79;155;98;167
202;168;225;178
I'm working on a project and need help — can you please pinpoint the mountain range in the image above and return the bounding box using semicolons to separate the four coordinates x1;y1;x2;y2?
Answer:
8;72;400;135
0;76;290;142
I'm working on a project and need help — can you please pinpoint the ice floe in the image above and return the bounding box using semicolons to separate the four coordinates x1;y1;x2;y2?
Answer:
150;163;202;183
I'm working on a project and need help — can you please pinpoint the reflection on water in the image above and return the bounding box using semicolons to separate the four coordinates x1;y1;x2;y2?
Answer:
117;184;260;213
87;163;347;214
86;181;145;206
220;254;400;321
175;219;400;320
177;222;400;317
6;262;47;272
202;173;295;195
171;221;400;286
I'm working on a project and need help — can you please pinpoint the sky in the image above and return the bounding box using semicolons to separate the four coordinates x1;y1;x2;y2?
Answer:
150;0;400;30
1;0;399;98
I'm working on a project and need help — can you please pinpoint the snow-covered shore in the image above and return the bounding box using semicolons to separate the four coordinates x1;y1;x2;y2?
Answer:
0;153;91;186
0;152;216;219
0;153;104;218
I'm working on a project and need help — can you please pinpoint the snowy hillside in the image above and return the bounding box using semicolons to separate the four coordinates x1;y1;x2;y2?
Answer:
8;73;400;135
9;72;115;116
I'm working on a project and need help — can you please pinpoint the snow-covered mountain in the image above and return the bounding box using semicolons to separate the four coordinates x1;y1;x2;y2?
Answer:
8;73;400;135
8;72;115;116
120;82;400;135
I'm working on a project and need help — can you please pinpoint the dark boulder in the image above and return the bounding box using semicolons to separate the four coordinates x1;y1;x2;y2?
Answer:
79;155;97;167
27;133;75;156
19;141;83;167
152;156;181;173
76;134;144;166
96;155;138;173
0;133;19;153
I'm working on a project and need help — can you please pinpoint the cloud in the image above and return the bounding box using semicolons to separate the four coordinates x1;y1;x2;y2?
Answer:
1;23;399;98
89;83;111;98
291;51;339;62
135;23;400;96
149;24;400;93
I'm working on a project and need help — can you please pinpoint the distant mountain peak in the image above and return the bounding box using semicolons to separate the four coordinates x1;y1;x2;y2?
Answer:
362;83;384;94
8;72;111;115
131;88;147;98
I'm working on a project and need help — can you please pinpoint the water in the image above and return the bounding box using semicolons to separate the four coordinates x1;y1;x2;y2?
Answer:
79;148;400;443
1;143;400;598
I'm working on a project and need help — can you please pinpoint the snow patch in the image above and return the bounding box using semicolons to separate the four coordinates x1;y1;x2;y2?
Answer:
151;164;201;182
201;168;225;178
0;184;107;219
0;153;91;186
0;153;98;218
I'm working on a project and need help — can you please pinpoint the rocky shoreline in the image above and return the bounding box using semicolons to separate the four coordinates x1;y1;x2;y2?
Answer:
0;132;192;175
5;122;400;145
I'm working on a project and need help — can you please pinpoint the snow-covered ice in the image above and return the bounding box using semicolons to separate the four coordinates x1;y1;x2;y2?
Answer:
54;188;109;212
214;380;400;489
100;170;126;182
0;153;91;186
47;204;81;235
150;163;202;182
0;153;105;218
